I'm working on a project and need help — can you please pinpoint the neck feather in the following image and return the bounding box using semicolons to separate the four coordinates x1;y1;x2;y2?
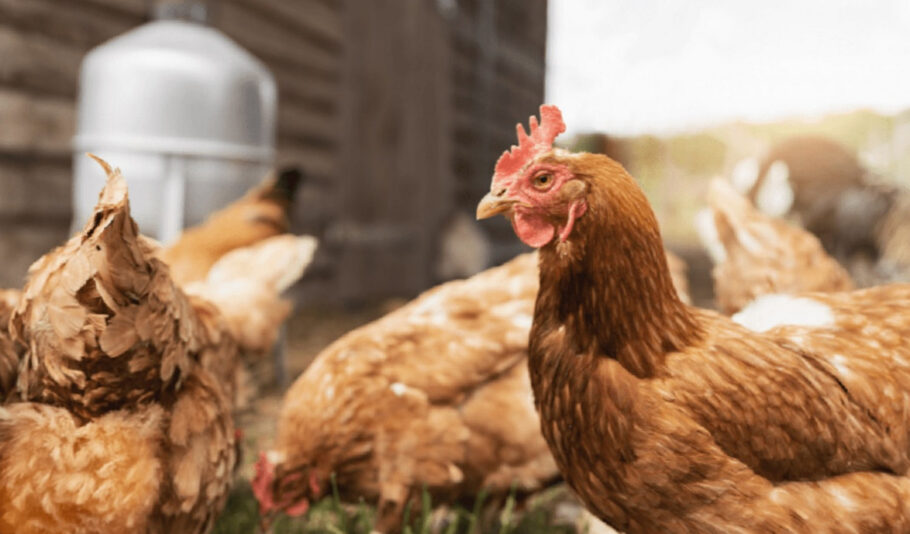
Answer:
533;162;701;377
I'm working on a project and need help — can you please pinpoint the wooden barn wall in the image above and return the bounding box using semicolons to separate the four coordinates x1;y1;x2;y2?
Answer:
0;0;346;295
451;0;548;265
0;0;148;289
213;0;345;304
0;0;547;303
335;0;452;303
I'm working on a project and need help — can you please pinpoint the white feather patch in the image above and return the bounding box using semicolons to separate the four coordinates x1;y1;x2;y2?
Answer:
695;208;725;263
755;160;794;217
266;450;286;464
733;294;834;332
730;157;760;193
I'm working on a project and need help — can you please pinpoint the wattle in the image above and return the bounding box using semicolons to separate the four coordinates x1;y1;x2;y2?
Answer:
513;211;555;248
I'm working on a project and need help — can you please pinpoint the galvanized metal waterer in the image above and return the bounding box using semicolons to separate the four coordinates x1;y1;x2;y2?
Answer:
72;2;277;242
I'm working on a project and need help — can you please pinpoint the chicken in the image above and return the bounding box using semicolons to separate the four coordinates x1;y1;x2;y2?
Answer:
161;166;303;286
477;105;910;533
697;178;853;314
742;136;910;287
0;157;314;534
744;136;866;225
254;248;689;531
253;251;555;531
184;233;318;402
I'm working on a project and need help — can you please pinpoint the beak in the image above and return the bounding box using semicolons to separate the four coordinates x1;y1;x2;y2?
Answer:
476;191;516;220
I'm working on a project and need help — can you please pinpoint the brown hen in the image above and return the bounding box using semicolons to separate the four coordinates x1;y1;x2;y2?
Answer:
0;158;312;534
697;178;853;314
254;243;688;532
161;167;303;286
255;252;553;531
478;105;910;534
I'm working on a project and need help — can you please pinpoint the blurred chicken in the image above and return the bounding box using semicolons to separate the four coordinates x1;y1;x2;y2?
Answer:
254;244;689;531
698;178;853;314
744;136;865;225
186;234;316;357
0;157;313;534
254;253;552;532
184;234;317;402
741;136;910;286
161;167;304;286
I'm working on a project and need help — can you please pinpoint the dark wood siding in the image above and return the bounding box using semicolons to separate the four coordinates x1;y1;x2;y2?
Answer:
0;0;548;302
0;0;146;288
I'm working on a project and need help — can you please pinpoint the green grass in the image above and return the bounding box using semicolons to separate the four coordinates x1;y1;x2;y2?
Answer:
213;481;583;534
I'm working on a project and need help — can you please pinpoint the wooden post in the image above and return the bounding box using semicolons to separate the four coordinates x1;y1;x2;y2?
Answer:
337;0;452;303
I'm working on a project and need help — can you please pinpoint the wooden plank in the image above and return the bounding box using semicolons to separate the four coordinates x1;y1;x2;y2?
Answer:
218;1;341;80
289;180;338;235
84;0;149;18
0;157;73;217
0;25;83;98
0;89;74;155
276;143;338;180
454;16;544;84
231;0;343;49
272;65;339;111
0;222;71;288
0;0;141;47
312;0;344;11
277;103;339;149
496;40;545;82
337;0;452;301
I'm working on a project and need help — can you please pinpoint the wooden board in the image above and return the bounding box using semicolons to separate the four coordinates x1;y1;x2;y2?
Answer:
0;155;72;218
0;89;74;155
0;0;142;47
337;0;453;301
0;25;83;98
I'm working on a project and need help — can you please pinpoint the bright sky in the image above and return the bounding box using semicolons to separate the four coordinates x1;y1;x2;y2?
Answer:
546;0;910;135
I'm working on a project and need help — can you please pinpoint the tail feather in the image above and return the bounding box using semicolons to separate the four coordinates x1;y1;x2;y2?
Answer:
190;235;317;354
206;235;317;294
253;167;304;206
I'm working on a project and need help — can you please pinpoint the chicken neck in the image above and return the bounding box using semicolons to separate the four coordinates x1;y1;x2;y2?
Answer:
531;171;702;378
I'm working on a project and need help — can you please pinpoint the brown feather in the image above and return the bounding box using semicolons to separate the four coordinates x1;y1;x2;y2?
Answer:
518;149;910;533
0;158;239;533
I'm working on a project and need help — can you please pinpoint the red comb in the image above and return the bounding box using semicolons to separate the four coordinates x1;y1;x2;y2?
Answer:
493;105;566;188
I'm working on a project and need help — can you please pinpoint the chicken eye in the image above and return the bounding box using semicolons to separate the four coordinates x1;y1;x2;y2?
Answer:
533;173;553;189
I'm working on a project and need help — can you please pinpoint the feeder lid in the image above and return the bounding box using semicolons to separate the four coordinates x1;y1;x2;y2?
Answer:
73;19;276;161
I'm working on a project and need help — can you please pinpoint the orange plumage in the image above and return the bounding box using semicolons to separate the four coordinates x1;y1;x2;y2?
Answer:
160;167;303;286
256;252;556;531
0;158;313;534
255;246;688;531
479;106;910;533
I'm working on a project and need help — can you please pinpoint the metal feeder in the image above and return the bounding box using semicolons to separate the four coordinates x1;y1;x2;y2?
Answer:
72;2;277;243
